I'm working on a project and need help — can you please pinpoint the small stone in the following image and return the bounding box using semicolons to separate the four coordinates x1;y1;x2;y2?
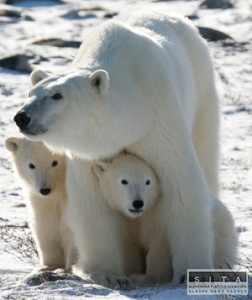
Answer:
197;26;233;41
200;0;234;9
32;38;81;48
0;54;33;73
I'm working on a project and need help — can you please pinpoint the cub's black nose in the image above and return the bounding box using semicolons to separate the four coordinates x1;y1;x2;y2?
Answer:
40;188;51;196
132;200;144;209
14;112;31;129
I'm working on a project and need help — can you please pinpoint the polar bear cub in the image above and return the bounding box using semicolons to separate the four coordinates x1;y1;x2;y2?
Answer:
5;137;76;271
93;153;172;282
93;153;159;219
94;153;238;284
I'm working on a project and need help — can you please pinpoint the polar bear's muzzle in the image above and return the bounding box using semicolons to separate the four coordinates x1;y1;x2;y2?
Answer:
14;111;47;136
128;199;144;217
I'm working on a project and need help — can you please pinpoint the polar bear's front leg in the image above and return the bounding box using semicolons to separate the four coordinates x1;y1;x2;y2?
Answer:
163;171;214;285
33;228;65;270
140;214;173;284
145;239;173;283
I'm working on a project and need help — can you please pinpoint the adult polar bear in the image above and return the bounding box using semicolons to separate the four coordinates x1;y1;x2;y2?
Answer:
14;12;220;285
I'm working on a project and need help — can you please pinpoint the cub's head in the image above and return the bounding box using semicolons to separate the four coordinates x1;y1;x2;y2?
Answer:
93;153;159;219
5;137;66;197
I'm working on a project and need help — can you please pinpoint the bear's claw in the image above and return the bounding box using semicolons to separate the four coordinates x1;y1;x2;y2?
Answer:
88;272;132;290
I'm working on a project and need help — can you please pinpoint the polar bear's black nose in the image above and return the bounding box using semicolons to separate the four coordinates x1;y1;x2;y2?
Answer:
40;188;51;196
14;112;31;129
132;200;144;209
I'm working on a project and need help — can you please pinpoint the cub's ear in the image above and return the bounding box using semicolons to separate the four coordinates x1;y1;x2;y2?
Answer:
92;161;110;180
89;69;109;97
30;69;49;86
5;137;25;153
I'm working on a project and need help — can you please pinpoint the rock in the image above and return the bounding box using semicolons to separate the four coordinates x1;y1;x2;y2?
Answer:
2;0;64;4
61;6;106;19
80;13;97;20
61;9;80;19
104;12;118;19
32;38;81;48
199;0;234;9
0;6;21;18
25;271;83;286
197;26;233;41
0;6;33;20
0;54;33;73
61;10;97;20
79;5;105;12
186;14;199;21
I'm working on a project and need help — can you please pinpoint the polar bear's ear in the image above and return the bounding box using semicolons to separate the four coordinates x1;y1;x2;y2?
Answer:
30;69;49;86
89;70;109;97
5;137;25;153
92;161;109;180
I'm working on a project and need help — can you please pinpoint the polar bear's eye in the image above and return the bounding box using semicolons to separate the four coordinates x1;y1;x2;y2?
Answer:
121;179;128;185
51;93;63;100
29;163;35;169
146;180;151;185
52;160;58;167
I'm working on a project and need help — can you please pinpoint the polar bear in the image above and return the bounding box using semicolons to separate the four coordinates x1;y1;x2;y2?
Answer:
93;153;173;283
94;154;237;284
93;153;161;278
13;11;236;285
5;137;76;271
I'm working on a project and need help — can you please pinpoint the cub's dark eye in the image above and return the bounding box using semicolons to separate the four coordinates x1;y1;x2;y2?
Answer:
121;179;128;185
29;163;35;169
51;93;62;100
52;160;58;167
146;180;151;185
28;92;31;98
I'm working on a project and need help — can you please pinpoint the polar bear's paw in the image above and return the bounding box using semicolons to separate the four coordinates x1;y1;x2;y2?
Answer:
168;272;187;287
88;272;132;290
33;265;63;273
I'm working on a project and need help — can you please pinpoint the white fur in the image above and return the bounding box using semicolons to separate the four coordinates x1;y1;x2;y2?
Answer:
14;11;237;285
93;153;159;219
5;137;76;271
95;154;237;284
93;153;163;279
212;194;238;269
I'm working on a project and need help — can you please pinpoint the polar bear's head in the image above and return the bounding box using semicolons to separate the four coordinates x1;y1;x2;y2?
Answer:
93;153;159;218
5;137;66;197
14;67;154;159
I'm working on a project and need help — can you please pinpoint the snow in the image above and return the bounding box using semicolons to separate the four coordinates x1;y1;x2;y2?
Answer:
0;0;251;299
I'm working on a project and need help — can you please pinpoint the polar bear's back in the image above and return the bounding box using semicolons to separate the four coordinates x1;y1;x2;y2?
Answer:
72;11;213;126
72;11;219;194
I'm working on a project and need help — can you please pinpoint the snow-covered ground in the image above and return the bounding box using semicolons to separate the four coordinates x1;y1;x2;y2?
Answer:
0;0;251;299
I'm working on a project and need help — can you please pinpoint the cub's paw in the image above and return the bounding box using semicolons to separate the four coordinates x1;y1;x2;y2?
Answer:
88;272;132;290
33;265;60;273
128;274;155;287
54;267;73;274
